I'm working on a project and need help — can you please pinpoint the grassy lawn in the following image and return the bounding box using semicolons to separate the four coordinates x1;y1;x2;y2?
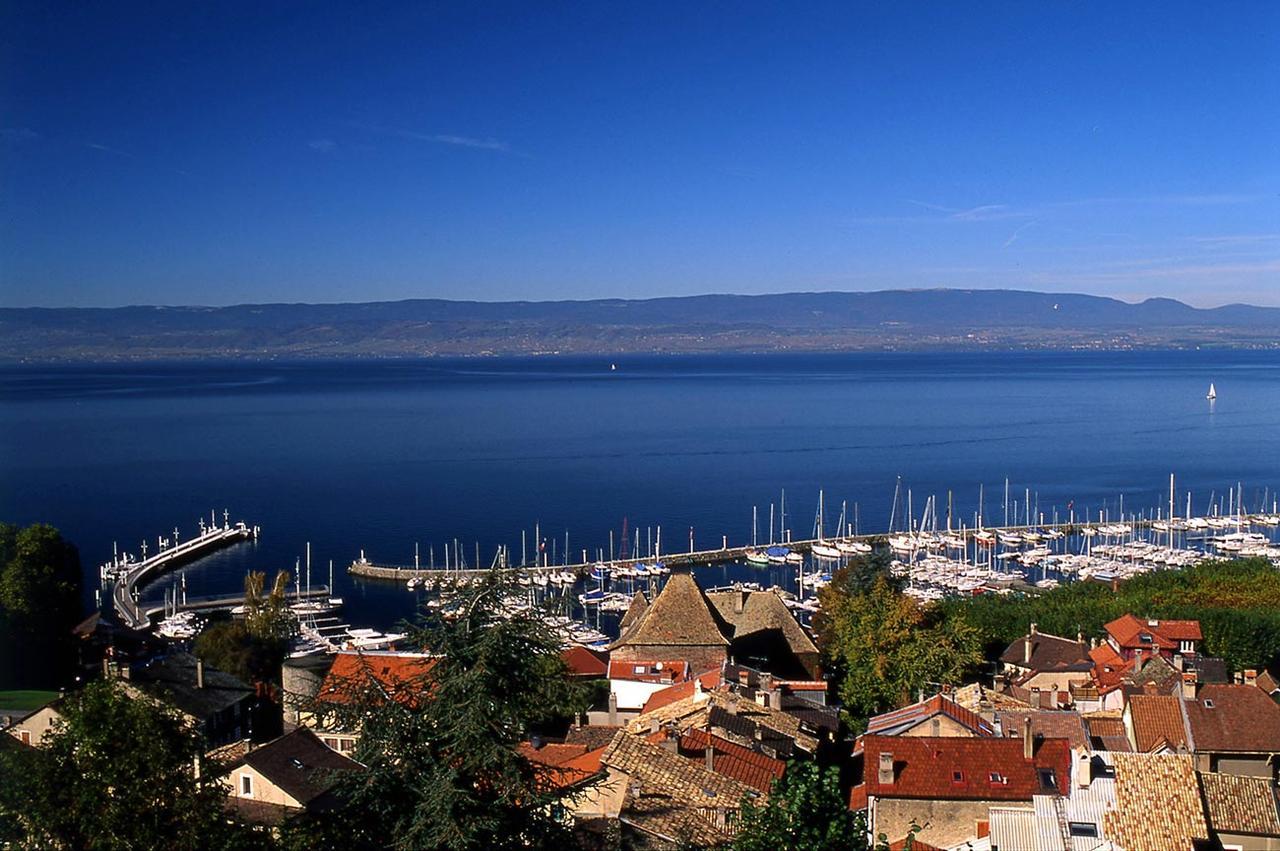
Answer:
0;690;59;711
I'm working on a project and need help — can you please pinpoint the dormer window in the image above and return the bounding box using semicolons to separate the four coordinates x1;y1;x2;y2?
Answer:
1038;768;1057;789
1139;633;1153;643
989;772;1005;784
952;770;964;784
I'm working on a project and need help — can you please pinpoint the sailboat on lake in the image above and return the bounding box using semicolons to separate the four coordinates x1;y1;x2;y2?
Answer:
1207;383;1217;400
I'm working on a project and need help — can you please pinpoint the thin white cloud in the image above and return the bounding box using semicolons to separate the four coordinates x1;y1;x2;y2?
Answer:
85;142;133;157
308;138;338;153
357;124;514;154
0;127;40;144
1003;219;1038;249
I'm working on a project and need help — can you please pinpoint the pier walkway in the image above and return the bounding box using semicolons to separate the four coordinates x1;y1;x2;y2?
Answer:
347;519;1156;584
111;517;258;629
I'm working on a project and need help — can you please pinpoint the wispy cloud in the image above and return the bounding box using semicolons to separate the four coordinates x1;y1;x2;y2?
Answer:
0;127;40;144
357;124;515;154
1190;233;1280;249
308;138;338;153
85;142;133;157
906;199;1026;222
1003;219;1038;248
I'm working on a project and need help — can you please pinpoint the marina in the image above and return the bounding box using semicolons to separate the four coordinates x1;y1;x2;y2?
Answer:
107;511;259;629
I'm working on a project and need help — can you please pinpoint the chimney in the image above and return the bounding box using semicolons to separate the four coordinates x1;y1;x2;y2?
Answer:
1030;622;1038;635
694;678;704;698
734;592;744;615
102;658;112;679
755;691;768;708
196;658;205;689
1133;648;1143;669
119;664;131;681
753;725;763;743
1090;637;1097;650
705;741;714;772
1244;669;1259;687
738;669;751;686
608;691;618;726
1173;654;1184;672
1076;751;1091;789
650;718;661;735
573;712;582;730
1024;637;1033;666
1077;630;1084;644
1181;672;1198;700
878;751;894;785
1022;716;1034;760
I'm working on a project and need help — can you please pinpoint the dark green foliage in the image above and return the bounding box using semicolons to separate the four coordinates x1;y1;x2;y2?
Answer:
938;557;1280;672
816;567;983;731
0;522;83;689
0;680;259;850
313;576;594;850
732;761;868;851
195;571;294;686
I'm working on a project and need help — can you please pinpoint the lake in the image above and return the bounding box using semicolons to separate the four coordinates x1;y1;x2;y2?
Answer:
3;350;1279;631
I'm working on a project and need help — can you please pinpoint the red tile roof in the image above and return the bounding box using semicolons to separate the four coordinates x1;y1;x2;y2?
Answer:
317;651;437;707
1127;694;1187;752
1089;643;1134;693
519;741;606;790
608;659;690;684
1105;614;1201;651
640;670;722;715
561;646;608;678
676;728;786;794
866;693;995;738
859;735;1072;802
1184;684;1280;754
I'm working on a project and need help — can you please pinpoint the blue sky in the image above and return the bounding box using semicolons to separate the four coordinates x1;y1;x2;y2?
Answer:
1;2;1277;308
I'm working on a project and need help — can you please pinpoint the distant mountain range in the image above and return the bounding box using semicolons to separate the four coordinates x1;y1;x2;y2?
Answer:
3;289;1279;362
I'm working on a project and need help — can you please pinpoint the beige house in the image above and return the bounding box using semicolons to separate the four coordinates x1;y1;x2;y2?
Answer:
221;727;362;826
3;699;64;748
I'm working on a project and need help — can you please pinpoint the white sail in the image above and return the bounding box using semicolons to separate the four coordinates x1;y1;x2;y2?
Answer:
1207;383;1217;400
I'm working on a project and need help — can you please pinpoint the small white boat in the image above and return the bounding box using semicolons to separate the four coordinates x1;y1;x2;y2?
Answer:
745;549;770;566
811;542;843;560
1207;383;1217;400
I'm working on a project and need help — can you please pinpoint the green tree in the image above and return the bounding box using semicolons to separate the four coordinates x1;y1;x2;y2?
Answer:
817;575;982;729
0;679;260;850
311;575;593;851
196;570;294;685
0;523;83;689
732;761;867;851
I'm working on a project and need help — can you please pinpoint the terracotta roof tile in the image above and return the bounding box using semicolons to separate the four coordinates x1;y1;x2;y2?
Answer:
1184;683;1280;754
1104;753;1208;851
1199;772;1280;836
860;735;1072;802
601;730;759;846
866;693;995;738
561;646;608;678
611;572;730;649
676;728;786;794
999;631;1092;673
641;670;723;715
1105;614;1201;650
608;659;690;685
1127;694;1187;752
565;725;622;750
317;650;436;708
995;710;1089;751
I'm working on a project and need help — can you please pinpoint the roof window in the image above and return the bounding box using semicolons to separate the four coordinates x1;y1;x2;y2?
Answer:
1069;822;1100;838
952;770;964;784
1038;768;1057;789
1203;698;1215;709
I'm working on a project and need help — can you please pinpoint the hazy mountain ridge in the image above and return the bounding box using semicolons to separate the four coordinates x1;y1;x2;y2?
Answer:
3;289;1279;361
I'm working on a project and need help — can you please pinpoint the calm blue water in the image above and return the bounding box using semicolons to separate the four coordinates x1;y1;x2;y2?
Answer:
3;351;1279;631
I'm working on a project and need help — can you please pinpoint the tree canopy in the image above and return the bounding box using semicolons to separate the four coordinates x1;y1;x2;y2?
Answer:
815;555;983;729
732;761;867;851
938;557;1280;673
0;522;83;689
0;679;261;850
308;576;594;851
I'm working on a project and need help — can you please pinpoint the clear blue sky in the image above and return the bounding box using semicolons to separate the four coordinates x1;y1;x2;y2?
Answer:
2;2;1277;308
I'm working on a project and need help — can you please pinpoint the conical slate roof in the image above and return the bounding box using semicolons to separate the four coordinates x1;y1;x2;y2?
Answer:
613;571;730;648
615;590;650;644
